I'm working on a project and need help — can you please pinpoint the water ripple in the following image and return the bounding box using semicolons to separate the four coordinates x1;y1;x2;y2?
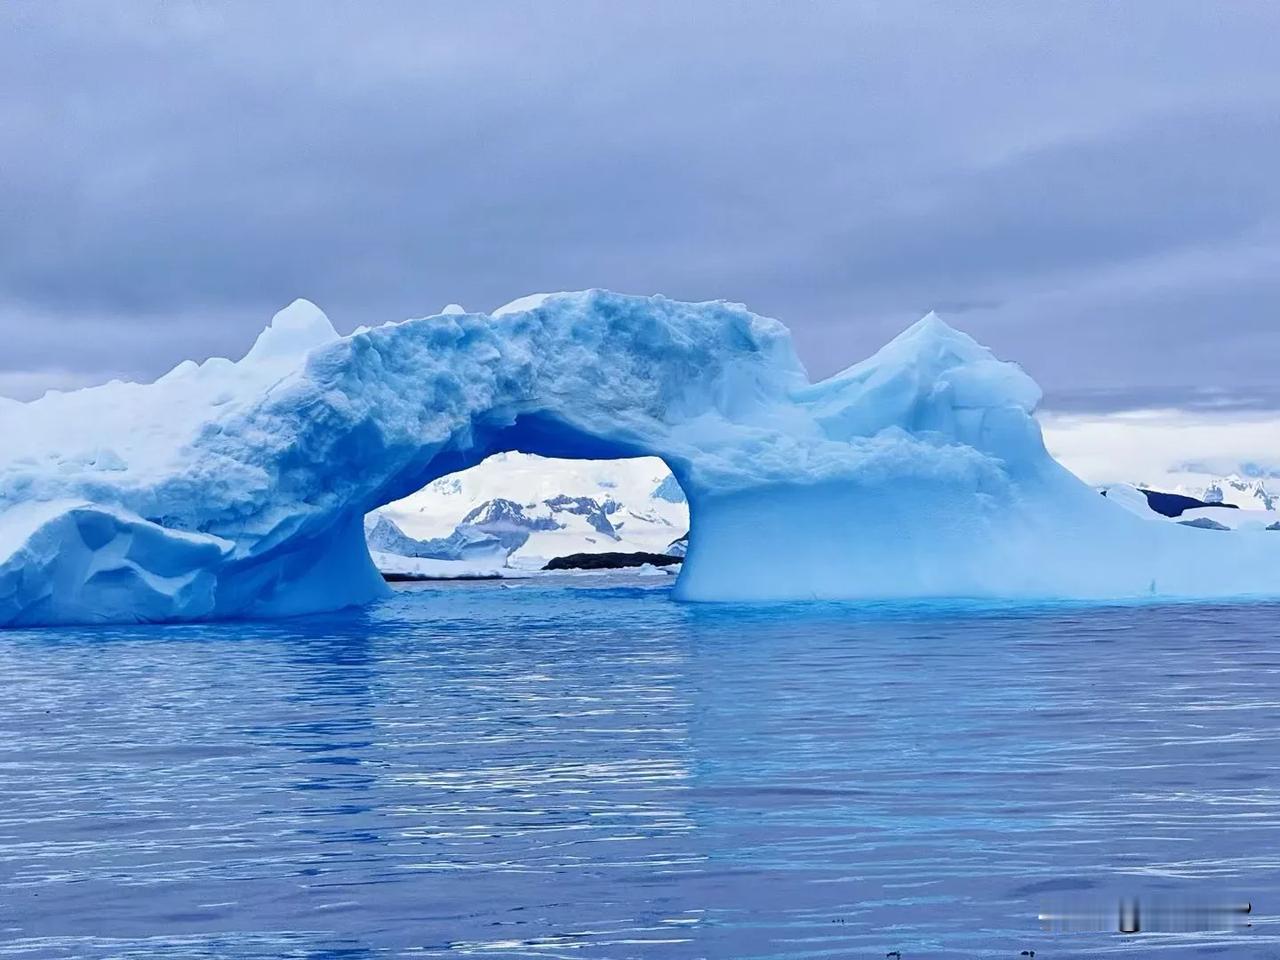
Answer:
2;582;1280;957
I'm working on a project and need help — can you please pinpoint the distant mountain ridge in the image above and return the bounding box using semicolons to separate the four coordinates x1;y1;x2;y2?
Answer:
1103;474;1280;533
367;453;689;571
1200;476;1277;511
1131;489;1237;519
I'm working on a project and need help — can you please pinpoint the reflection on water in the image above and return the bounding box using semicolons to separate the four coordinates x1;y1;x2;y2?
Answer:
2;577;1280;957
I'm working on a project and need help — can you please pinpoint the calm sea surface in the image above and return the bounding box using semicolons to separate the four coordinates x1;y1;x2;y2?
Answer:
3;577;1280;959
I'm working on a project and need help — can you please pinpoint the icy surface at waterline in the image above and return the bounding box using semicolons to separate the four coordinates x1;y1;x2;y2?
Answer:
2;291;1278;625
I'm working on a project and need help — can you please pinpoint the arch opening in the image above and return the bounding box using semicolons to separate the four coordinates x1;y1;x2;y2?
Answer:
364;449;690;581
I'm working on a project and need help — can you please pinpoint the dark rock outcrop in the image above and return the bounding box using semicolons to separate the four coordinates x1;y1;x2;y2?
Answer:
1102;487;1239;519
1141;488;1239;518
543;551;683;571
542;494;620;537
1177;516;1231;531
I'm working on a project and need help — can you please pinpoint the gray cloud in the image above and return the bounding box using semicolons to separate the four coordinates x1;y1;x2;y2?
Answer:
1;0;1278;404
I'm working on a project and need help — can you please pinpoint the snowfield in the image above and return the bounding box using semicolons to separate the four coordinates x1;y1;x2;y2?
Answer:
2;290;1279;626
370;452;688;571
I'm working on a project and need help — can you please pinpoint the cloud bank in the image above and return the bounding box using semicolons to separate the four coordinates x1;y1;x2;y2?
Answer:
2;1;1278;405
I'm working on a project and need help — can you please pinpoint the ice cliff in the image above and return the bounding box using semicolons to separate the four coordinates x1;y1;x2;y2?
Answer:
2;290;1277;626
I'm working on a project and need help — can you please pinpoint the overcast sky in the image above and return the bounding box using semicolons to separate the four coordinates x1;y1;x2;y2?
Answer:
2;1;1278;408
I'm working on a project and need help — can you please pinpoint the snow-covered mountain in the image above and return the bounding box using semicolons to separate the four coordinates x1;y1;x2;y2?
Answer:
368;452;689;571
363;512;505;562
1103;475;1280;532
1199;476;1277;511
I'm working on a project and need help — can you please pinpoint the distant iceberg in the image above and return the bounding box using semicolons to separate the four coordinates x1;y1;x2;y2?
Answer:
2;290;1279;627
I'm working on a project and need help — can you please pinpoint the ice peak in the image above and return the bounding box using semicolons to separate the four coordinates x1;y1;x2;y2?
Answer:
243;299;339;364
892;310;981;352
492;292;558;317
818;312;991;391
797;308;1043;452
272;298;331;332
912;309;950;332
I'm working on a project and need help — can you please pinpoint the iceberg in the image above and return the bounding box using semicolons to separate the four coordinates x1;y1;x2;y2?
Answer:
2;290;1278;627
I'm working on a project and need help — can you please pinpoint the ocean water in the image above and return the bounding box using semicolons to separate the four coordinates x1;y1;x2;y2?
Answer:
3;577;1280;959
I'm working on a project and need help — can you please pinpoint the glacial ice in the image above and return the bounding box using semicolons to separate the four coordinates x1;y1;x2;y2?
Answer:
3;290;1279;626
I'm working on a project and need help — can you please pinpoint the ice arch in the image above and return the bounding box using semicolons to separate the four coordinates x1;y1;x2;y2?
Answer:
2;289;1278;627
